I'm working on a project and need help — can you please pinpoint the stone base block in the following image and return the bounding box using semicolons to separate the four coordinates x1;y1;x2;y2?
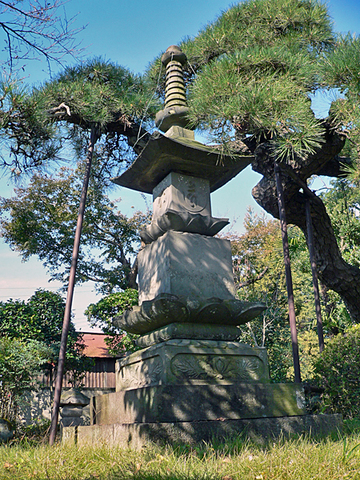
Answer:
116;340;270;391
137;231;236;303
62;414;343;449
91;383;306;425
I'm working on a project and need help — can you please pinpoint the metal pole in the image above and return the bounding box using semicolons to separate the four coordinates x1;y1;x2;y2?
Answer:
274;163;302;383
49;127;97;445
305;197;325;352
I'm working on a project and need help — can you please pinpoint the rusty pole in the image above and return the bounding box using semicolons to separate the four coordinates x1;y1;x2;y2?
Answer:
49;127;98;445
305;197;325;352
274;163;302;383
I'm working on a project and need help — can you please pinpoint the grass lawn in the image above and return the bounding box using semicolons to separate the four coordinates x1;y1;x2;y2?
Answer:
1;426;360;480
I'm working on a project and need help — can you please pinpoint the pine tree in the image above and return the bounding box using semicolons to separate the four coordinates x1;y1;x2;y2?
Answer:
146;0;360;322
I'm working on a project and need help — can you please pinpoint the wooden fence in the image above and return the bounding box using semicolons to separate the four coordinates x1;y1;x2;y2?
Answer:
38;358;116;389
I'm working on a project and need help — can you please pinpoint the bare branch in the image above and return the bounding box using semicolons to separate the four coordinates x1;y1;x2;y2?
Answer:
0;0;85;73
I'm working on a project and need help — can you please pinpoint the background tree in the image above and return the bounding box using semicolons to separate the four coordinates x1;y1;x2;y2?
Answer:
0;289;90;384
0;289;91;423
0;165;150;293
314;324;360;418
144;0;360;323
85;289;139;356
229;208;353;382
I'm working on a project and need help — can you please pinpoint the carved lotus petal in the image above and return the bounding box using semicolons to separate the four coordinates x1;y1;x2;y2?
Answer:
113;294;266;335
140;210;229;244
223;299;267;325
194;297;230;324
141;293;190;325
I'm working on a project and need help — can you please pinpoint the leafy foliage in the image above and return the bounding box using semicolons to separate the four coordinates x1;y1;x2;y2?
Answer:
0;57;157;175
0;290;75;346
0;79;62;172
229;208;352;382
0;290;91;394
314;324;360;418
85;289;139;356
0;337;52;422
320;179;360;268
320;35;360;169
41;58;158;130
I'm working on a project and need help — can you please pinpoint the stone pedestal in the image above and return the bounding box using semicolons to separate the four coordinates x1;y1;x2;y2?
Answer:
115;340;270;390
61;45;343;448
90;383;306;425
63;414;343;449
63;336;343;448
59;389;90;428
88;341;303;426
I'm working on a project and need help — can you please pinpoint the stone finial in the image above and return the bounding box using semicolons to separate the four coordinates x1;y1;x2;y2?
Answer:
161;45;187;67
155;45;193;136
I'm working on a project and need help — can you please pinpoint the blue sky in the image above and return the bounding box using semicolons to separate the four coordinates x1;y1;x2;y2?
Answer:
0;0;359;331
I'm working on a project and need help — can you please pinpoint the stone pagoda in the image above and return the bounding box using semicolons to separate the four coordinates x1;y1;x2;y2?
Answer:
63;46;342;447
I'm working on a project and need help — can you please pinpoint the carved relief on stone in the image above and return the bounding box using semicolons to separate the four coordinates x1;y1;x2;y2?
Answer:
170;354;264;383
152;172;211;220
141;172;229;243
117;355;163;390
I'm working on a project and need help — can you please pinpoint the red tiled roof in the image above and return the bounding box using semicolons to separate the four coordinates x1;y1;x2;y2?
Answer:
80;333;112;358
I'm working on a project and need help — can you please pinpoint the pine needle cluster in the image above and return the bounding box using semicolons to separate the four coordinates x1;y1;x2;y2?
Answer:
0;58;160;174
180;0;334;160
320;34;360;175
40;58;158;132
146;0;347;161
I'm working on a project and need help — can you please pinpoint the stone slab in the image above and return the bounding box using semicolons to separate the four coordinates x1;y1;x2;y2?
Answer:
91;383;306;425
111;131;253;194
63;414;343;449
137;231;236;304
116;340;270;391
136;322;242;348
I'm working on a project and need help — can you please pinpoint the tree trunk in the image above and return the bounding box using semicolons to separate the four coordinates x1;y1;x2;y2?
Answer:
250;127;360;323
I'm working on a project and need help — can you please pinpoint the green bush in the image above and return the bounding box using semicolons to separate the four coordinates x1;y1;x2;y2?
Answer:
0;337;52;422
314;324;360;418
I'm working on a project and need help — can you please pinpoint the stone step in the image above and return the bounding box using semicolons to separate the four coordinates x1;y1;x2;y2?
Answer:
90;383;306;425
62;414;343;449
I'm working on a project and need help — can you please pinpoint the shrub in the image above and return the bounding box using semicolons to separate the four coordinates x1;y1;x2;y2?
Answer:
0;337;52;423
314;324;360;418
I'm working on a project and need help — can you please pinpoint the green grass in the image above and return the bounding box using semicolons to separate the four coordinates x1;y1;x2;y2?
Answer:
1;431;360;480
